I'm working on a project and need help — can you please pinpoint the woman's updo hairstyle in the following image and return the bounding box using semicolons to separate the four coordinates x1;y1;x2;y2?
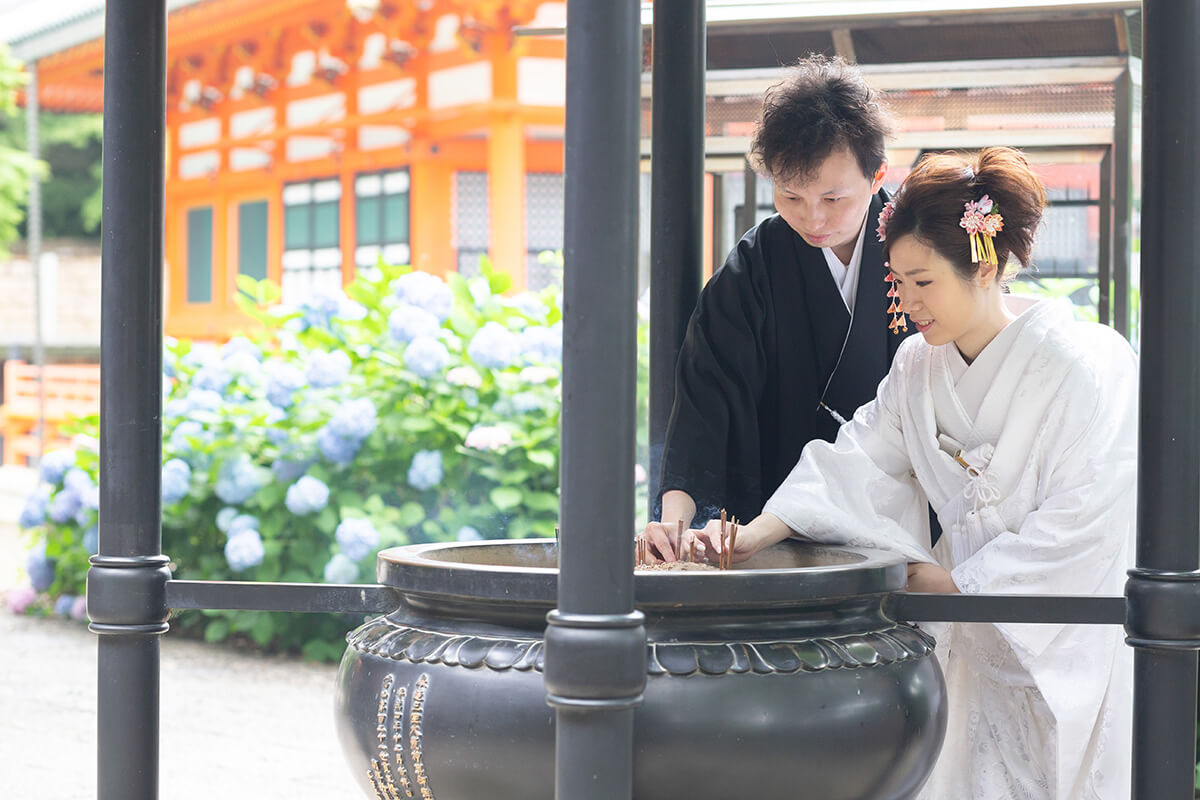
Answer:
881;147;1047;283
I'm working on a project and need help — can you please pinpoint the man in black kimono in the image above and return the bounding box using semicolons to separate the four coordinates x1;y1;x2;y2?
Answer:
644;55;916;560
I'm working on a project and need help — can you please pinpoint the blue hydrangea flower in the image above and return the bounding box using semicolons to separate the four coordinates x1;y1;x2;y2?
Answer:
214;454;270;505
339;298;368;321
26;543;55;592
193;364;233;394
323;553;359;584
163;398;192;419
63;468;93;496
181;344;218;369
336;518;380;562
518;325;562;364
388;304;441;343
264;406;289;446
457;525;483;542
74;504;94;528
285;475;330;515
82;525;99;556
512;392;542;414
216;507;238;533
39;449;76;485
187;389;224;413
224;529;265;572
328;398;377;441
272;457;313;484
317;426;362;466
307;350;352;389
18;485;50;529
222;351;261;378
168;420;207;454
228;514;259;537
222;336;262;363
407;450;443;491
49;489;83;524
299;290;345;331
161;459;192;505
54;594;76;617
265;362;306;408
509;293;548;318
468;322;520;370
405;336;450;378
392;271;453;322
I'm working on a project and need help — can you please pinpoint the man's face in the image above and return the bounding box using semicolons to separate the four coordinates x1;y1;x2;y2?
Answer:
772;147;887;254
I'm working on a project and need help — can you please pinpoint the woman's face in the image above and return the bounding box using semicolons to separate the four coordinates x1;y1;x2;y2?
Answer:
889;234;995;354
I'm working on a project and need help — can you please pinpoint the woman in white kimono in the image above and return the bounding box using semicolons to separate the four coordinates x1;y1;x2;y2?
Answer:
682;148;1136;799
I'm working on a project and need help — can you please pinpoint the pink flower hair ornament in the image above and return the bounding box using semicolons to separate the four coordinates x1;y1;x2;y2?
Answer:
875;199;896;243
960;195;1004;266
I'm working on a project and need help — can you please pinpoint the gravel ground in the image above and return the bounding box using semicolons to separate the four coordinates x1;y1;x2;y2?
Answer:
0;516;362;800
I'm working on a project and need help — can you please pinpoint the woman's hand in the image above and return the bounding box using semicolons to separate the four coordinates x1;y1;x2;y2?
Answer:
638;520;686;563
906;562;959;593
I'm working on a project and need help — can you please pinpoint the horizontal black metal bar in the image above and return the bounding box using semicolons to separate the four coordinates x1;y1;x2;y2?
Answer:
891;592;1126;624
166;580;401;614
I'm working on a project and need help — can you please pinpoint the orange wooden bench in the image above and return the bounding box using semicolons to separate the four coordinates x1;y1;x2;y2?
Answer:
1;360;101;466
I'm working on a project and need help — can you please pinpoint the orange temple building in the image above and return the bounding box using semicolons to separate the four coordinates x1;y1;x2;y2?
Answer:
27;0;567;339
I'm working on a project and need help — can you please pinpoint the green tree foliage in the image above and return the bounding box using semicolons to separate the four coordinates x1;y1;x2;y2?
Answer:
0;44;46;258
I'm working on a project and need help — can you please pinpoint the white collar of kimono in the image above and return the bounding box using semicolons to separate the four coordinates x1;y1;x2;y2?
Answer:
821;211;869;315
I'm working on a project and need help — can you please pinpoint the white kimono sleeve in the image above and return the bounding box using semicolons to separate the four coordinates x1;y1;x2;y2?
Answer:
763;366;935;565
949;346;1138;663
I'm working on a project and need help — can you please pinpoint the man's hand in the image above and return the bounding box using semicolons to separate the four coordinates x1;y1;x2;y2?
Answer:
906;562;959;594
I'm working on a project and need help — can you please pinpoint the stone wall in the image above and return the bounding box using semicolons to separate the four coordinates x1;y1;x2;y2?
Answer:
0;239;101;354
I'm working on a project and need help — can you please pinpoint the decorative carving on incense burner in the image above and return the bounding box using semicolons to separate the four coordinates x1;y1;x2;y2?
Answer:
346;618;935;677
367;672;434;800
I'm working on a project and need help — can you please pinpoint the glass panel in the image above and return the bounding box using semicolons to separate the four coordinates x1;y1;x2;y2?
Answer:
383;194;410;244
186;206;213;303
238;201;269;281
356;195;382;245
285;204;310;250
313;200;340;249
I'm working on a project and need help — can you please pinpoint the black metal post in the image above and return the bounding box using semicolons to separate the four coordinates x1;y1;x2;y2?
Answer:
85;2;170;800
648;0;705;517
1097;145;1112;327
741;157;757;237
544;2;646;799
1112;67;1133;339
1125;2;1200;798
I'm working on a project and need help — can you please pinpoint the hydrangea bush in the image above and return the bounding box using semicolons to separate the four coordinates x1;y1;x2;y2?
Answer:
13;258;653;659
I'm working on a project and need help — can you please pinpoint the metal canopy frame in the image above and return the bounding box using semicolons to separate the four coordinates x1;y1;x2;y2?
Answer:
90;1;1195;799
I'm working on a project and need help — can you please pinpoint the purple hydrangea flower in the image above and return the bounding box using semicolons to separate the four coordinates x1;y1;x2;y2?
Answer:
54;594;76;617
323;553;359;584
335;518;379;562
306;350;352;389
214;454;270;505
70;595;88;621
39;450;76;485
26;544;55;593
49;489;83;524
161;459;192;505
285;475;330;515
18;486;50;529
265;362;306;408
404;336;450;378
392;271;453;322
407;450;443;491
7;585;36;614
224;529;265;572
388;304;441;343
468;322;520;370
